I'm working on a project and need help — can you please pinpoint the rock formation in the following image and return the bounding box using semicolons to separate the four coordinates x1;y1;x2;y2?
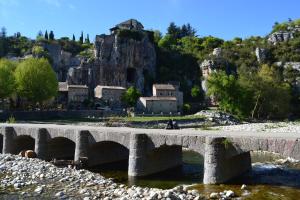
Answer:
268;31;294;44
268;25;300;45
255;47;267;63
67;19;156;94
40;42;82;81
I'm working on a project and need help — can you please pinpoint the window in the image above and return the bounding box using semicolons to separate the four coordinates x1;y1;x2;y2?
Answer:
127;68;136;83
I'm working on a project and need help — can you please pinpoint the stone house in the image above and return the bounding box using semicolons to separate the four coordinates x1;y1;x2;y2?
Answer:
58;82;89;106
152;84;183;109
137;97;177;114
94;85;126;107
109;19;144;34
136;84;183;114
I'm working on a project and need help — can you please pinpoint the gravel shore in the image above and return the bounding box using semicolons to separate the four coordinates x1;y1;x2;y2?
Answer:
0;154;204;200
212;121;300;133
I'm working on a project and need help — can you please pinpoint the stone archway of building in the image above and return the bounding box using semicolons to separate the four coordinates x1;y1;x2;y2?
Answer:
127;68;136;83
88;141;129;168
0;134;3;153
47;137;75;160
13;135;35;155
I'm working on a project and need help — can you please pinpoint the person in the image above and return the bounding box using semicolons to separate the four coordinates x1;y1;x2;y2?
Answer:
172;120;179;129
165;119;174;129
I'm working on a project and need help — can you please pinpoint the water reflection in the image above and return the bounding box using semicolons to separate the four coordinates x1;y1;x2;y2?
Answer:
88;150;300;199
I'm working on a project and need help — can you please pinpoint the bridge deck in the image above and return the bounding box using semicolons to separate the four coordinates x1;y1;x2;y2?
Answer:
1;123;299;139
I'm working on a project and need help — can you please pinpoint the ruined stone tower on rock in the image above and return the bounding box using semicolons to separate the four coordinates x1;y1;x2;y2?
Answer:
67;19;156;94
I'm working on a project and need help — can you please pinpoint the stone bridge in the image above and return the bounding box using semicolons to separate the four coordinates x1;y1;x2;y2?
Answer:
0;123;299;184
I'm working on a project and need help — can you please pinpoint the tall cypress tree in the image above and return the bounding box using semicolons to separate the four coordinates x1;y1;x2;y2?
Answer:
44;30;49;40
72;34;75;41
49;31;54;40
79;31;83;44
85;34;90;44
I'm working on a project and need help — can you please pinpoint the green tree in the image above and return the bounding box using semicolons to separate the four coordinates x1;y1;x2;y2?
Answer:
79;31;84;44
153;30;162;44
44;30;48;40
167;22;181;39
249;64;291;119
202;36;224;49
158;34;177;49
121;87;141;107
0;27;7;38
207;72;251;118
72;34;76;41
49;31;54;40
15;58;58;105
0;59;16;99
191;85;202;101
85;34;90;44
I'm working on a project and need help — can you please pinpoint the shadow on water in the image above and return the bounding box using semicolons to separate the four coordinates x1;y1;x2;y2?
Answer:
87;150;300;199
88;150;204;189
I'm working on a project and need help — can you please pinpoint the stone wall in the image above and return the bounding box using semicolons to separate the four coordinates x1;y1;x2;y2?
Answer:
0;110;125;121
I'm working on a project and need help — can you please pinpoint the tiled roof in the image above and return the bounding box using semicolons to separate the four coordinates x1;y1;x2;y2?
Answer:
153;84;176;90
140;96;177;101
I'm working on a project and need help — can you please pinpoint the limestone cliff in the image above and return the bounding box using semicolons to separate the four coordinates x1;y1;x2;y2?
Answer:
67;19;156;94
93;31;156;93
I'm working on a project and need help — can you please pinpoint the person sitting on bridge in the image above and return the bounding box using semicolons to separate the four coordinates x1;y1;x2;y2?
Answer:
172;120;179;129
165;119;174;129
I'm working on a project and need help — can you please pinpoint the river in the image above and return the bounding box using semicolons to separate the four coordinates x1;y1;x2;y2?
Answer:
89;150;300;200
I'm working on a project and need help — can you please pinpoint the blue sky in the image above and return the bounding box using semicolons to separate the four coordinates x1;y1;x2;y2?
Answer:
0;0;299;41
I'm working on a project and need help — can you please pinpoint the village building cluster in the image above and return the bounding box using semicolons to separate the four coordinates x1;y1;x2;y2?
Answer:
57;82;183;114
53;19;184;114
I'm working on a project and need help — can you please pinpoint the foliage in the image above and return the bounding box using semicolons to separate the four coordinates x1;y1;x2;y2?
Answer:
202;36;224;50
79;31;84;44
207;65;292;119
0;59;16;99
121;87;141;107
272;19;300;33
182;103;191;114
44;30;48;40
191;85;202;101
49;31;54;40
207;72;252;118
79;49;94;59
6;115;16;123
14;58;58;104
58;38;86;56
117;29;144;41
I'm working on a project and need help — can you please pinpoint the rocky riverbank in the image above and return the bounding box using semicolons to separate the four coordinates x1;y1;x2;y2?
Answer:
212;121;300;133
0;154;204;200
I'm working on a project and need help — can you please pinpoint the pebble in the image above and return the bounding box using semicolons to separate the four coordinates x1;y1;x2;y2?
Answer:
241;184;247;190
209;192;219;199
0;154;204;199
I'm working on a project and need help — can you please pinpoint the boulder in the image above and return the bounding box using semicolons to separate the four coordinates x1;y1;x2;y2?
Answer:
25;150;37;158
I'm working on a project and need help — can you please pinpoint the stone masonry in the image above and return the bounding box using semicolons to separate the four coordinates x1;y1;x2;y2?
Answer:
1;124;300;184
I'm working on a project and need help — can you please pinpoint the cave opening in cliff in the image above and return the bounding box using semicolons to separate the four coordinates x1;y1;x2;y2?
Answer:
127;68;136;83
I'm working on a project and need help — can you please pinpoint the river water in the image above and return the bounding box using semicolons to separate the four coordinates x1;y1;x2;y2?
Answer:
90;151;300;200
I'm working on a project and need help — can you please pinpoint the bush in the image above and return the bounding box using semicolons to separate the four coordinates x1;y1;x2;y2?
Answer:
117;29;144;41
183;103;191;114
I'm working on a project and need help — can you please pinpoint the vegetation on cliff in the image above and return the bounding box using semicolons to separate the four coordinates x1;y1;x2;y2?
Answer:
1;18;300;119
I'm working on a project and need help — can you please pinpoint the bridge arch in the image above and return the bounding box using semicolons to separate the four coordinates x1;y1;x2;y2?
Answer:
88;140;129;167
47;137;75;160
13;135;35;155
229;137;300;160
